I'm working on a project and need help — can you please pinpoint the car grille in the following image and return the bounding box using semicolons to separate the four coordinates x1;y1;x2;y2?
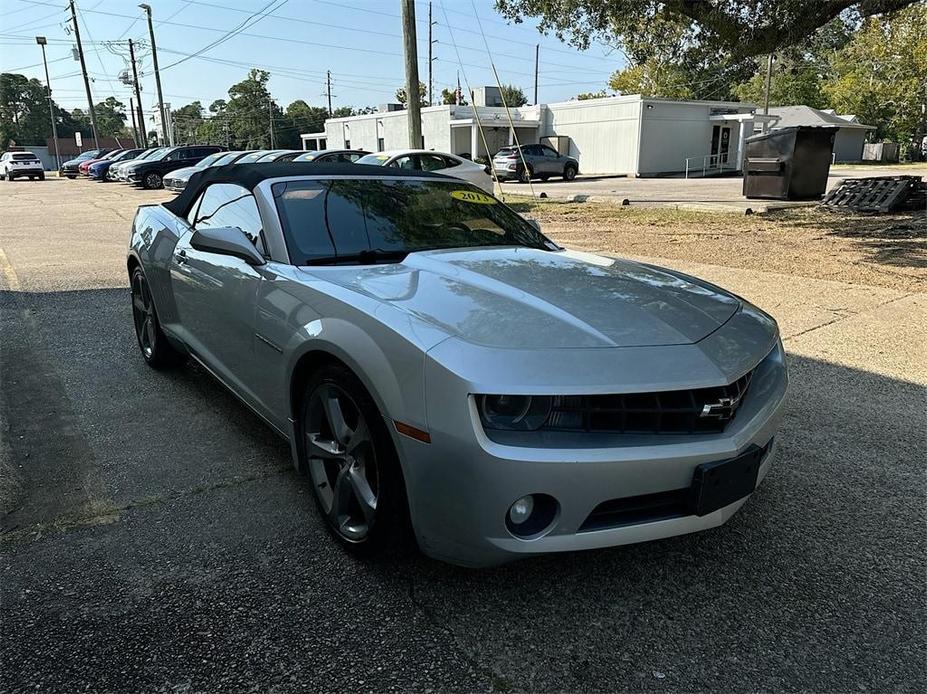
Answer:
543;371;753;435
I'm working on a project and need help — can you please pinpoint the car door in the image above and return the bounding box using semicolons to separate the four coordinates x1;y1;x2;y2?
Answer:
170;183;268;403
539;144;561;174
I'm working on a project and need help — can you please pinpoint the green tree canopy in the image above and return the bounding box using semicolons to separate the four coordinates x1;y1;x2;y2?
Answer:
441;87;467;105
500;84;528;106
395;81;428;108
496;0;917;59
823;3;927;142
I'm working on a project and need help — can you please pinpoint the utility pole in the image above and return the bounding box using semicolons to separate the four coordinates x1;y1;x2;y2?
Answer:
400;0;422;148
427;2;435;107
268;94;276;148
139;4;167;145
129;97;139;147
128;39;145;147
326;70;333;116
763;53;773;131
35;37;61;170
534;44;539;105
68;0;99;149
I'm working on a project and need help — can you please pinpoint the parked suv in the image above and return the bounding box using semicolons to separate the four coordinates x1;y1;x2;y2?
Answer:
124;145;223;189
492;144;578;183
1;151;45;181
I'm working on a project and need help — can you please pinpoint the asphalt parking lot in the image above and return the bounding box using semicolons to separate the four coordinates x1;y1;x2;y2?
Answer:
1;178;925;693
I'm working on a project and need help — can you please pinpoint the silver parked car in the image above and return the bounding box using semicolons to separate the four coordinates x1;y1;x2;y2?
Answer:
493;143;579;183
127;162;787;567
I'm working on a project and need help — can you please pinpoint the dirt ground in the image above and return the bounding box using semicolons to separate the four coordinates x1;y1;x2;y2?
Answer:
508;198;927;293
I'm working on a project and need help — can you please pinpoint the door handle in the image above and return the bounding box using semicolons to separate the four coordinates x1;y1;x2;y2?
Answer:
175;249;187;264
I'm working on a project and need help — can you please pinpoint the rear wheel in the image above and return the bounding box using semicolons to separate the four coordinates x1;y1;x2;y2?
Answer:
300;365;410;556
142;172;163;189
518;165;532;183
131;267;184;369
38;173;44;181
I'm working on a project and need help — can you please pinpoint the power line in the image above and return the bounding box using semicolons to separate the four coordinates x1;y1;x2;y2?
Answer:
158;0;290;72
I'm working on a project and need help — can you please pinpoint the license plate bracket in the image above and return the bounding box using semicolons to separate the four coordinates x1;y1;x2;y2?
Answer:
688;446;763;516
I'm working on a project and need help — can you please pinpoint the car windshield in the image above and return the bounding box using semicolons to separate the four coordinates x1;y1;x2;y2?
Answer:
236;151;272;164
196;152;227;168
273;178;553;265
355;153;391;166
140;147;169;161
114;150;141;161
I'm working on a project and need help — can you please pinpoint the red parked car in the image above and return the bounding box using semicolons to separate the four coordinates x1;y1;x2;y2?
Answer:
78;149;124;176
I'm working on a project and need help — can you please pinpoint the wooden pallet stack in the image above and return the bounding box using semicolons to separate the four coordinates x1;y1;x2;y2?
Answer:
822;175;927;212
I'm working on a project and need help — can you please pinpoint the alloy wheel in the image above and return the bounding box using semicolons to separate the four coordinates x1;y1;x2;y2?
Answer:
131;272;157;359
305;383;378;542
144;172;162;189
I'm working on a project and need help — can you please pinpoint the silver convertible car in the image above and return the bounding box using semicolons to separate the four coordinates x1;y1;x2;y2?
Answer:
128;162;787;567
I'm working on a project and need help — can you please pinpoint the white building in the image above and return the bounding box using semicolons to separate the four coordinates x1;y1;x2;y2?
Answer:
302;93;774;177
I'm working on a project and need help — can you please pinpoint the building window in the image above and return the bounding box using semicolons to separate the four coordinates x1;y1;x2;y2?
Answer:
377;137;384;151
344;139;351;149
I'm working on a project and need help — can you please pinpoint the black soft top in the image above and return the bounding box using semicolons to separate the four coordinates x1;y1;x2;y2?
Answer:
163;162;455;218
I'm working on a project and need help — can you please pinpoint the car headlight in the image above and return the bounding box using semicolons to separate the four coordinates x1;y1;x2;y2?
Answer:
478;394;552;431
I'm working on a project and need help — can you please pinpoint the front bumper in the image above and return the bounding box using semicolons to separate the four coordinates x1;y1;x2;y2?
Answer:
403;322;787;567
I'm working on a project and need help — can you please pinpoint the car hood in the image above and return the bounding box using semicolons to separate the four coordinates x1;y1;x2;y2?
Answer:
305;247;741;349
167;165;197;181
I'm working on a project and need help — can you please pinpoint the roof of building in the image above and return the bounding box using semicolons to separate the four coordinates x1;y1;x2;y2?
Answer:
769;105;875;130
162;162;454;218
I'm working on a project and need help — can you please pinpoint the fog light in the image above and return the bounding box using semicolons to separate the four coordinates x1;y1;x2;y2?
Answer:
508;495;534;525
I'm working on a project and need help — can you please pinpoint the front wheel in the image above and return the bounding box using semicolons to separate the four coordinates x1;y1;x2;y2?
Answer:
300;365;410;556
131;267;184;369
142;172;163;189
563;164;578;181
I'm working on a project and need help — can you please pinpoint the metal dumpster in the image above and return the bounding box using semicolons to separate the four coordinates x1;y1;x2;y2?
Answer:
743;126;836;200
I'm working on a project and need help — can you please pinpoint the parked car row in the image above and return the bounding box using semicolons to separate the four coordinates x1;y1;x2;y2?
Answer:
57;142;573;192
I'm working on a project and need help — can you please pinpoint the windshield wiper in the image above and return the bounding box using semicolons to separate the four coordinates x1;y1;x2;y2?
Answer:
306;248;410;266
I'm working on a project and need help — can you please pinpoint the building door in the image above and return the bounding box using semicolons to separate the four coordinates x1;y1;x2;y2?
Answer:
711;125;732;164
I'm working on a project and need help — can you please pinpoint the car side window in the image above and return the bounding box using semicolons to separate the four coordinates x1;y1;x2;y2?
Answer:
389;155;417;170
193;183;267;255
418;154;448;172
541;145;559;157
346;153;363;162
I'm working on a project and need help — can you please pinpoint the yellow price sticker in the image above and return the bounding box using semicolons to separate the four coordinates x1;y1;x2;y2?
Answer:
450;190;497;205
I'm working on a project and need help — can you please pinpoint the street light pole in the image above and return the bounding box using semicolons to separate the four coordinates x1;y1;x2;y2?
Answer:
35;36;61;171
139;4;168;145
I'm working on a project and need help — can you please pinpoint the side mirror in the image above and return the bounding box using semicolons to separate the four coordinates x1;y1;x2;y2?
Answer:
190;226;265;266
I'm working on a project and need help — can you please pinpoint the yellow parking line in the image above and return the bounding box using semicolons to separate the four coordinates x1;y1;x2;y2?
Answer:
0;246;22;291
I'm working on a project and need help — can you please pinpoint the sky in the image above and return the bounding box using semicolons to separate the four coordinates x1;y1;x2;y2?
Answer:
0;0;626;123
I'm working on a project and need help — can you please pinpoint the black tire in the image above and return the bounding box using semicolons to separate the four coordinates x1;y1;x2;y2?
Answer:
142;172;163;189
38;173;45;181
517;165;532;183
130;266;184;369
563;163;578;181
299;364;411;558
5;173;13;181
65;174;76;179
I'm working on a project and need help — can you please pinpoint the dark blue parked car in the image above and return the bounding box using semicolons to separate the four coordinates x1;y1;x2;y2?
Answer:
88;148;144;181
